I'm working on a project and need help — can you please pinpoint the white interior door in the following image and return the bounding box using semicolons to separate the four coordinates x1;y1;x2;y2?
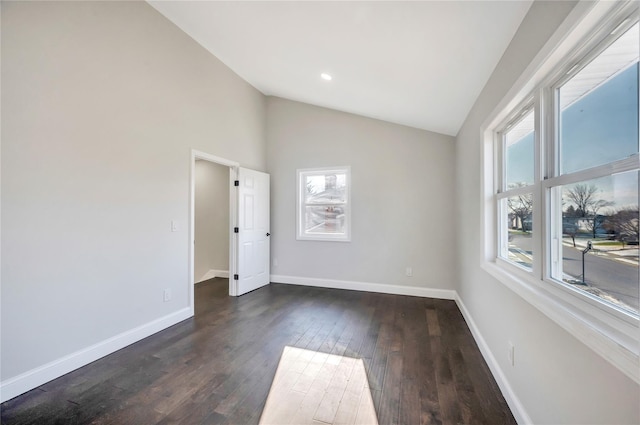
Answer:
236;167;270;295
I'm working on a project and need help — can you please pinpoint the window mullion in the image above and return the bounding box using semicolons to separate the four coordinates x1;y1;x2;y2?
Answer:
497;185;534;199
496;131;505;193
542;155;640;189
544;85;558;181
532;90;544;279
543;83;559;283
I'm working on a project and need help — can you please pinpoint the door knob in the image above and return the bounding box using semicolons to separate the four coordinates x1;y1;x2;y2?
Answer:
266;232;271;236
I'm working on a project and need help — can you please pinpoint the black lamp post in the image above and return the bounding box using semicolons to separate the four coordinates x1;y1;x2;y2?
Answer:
582;241;593;284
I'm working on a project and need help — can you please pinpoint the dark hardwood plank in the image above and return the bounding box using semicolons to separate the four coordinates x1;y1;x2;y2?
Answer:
431;336;464;425
378;351;403;425
399;296;426;425
1;279;516;425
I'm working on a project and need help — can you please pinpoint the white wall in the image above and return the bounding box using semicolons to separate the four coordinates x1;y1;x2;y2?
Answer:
6;1;637;420
455;1;640;424
1;0;266;392
267;97;456;294
194;160;230;282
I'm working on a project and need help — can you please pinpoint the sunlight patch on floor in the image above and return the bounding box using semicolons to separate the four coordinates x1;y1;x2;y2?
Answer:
259;346;378;425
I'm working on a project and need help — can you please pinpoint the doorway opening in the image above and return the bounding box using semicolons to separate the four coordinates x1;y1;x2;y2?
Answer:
189;150;238;315
189;150;271;315
194;159;230;284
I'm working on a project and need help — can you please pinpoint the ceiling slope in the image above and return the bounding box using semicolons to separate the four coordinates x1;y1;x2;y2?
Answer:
149;1;532;136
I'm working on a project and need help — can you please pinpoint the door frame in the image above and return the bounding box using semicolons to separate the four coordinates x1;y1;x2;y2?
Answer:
189;150;239;315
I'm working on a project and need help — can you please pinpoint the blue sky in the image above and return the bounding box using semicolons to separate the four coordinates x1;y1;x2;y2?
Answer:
506;63;638;209
560;63;638;175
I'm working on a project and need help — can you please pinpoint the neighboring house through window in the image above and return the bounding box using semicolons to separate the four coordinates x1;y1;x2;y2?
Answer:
297;167;351;241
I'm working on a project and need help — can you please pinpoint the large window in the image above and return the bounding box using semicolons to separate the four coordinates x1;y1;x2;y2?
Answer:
551;20;638;316
490;5;638;382
297;167;351;241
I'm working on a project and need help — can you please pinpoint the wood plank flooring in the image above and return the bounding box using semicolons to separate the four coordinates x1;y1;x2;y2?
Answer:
258;346;377;425
1;279;516;425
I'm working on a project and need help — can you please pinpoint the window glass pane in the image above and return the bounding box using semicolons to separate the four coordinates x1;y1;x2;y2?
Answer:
505;110;535;188
502;194;534;269
298;167;350;241
556;171;639;314
304;205;346;234
305;173;347;204
559;23;639;175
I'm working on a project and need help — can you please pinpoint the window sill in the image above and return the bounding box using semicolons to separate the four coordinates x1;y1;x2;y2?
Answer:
481;260;639;384
296;235;351;242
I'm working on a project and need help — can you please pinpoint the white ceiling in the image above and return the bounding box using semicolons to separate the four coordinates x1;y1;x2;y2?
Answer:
148;1;533;136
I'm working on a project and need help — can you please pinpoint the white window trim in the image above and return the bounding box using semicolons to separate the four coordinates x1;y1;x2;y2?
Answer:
296;166;351;242
481;0;639;384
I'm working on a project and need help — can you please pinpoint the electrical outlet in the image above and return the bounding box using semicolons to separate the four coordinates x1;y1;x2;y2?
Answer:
273;258;278;267
171;220;178;232
163;289;171;302
508;342;515;366
405;267;413;277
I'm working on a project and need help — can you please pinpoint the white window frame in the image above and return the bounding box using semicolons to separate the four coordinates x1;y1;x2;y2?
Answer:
481;0;639;384
297;166;351;242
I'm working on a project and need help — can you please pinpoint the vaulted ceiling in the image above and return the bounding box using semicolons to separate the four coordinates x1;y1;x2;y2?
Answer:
148;1;533;136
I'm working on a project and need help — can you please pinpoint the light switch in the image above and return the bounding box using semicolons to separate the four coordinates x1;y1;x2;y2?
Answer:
171;220;178;232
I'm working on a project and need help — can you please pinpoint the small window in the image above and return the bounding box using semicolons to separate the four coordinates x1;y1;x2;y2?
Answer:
297;167;351;241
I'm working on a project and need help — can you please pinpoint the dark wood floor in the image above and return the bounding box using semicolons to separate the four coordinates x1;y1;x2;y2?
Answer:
1;279;515;425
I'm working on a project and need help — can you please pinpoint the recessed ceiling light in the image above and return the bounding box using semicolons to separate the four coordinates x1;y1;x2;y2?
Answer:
321;73;332;81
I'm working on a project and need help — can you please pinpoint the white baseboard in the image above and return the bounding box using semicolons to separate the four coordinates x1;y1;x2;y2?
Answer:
212;269;229;278
196;269;217;283
196;269;229;284
454;294;531;425
0;307;192;404
270;274;456;300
